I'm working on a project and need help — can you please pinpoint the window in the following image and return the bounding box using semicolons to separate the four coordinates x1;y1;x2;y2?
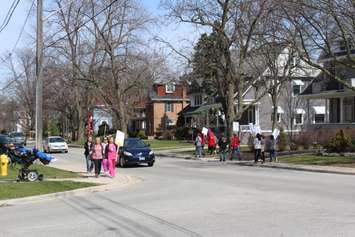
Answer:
194;95;202;106
295;114;303;125
314;114;325;123
165;102;174;112
271;113;281;123
166;84;175;93
293;85;301;96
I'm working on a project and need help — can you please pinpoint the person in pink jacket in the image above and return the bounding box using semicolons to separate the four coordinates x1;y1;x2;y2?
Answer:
105;136;118;177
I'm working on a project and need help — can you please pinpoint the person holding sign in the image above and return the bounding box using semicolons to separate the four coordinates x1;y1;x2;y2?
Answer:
268;135;277;162
230;133;241;160
106;136;118;177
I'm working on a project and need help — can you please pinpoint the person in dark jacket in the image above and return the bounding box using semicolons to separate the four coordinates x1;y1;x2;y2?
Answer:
218;135;229;162
84;136;94;173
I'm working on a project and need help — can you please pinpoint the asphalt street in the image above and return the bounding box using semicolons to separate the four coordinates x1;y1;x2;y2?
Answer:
1;147;355;237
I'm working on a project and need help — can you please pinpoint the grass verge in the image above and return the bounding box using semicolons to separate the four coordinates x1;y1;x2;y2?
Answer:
144;140;192;150
0;181;97;200
279;155;355;167
0;164;80;181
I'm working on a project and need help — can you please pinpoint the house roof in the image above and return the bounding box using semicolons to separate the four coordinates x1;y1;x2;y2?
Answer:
178;105;199;116
149;90;189;102
181;103;222;116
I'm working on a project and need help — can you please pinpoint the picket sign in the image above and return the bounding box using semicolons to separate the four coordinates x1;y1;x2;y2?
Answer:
202;127;208;136
115;130;125;147
272;128;280;139
233;122;239;132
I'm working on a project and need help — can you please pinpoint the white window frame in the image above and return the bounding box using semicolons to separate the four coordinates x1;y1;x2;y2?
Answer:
314;114;325;124
166;84;176;93
294;113;303;125
292;84;302;96
194;95;202;106
165;102;174;112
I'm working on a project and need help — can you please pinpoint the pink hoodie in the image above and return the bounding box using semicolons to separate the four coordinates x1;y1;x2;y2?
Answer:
107;143;117;160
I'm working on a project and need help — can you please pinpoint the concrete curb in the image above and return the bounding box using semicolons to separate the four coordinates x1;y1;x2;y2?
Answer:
234;162;355;176
0;175;142;207
157;152;355;176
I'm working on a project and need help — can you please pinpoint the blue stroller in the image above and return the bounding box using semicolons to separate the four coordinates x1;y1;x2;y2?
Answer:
8;147;53;182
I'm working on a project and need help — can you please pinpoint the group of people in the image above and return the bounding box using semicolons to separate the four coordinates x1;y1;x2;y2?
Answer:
194;129;277;163
84;136;118;178
195;130;241;162
253;133;277;163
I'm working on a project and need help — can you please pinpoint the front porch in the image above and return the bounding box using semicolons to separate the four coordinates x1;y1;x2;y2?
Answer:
180;103;258;134
306;94;355;129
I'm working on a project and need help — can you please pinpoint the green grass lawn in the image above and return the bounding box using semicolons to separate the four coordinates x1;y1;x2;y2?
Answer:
0;181;97;200
144;140;193;150
279;155;355;167
173;145;251;155
0;165;96;200
0;164;80;181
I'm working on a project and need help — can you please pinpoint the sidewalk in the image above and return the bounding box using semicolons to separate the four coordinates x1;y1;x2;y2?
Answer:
156;150;355;176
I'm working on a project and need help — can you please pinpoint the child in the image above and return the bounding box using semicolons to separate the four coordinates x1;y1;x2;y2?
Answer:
218;135;229;162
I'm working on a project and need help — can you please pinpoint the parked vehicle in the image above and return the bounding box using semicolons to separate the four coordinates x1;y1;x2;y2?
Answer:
43;136;68;153
118;138;155;167
0;135;11;154
9;132;26;146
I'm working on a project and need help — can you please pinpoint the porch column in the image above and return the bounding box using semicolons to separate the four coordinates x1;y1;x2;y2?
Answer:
306;99;311;125
325;99;329;123
255;104;260;125
340;97;344;123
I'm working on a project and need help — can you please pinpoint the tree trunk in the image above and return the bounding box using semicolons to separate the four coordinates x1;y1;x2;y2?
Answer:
225;80;236;139
118;100;127;134
271;94;278;131
74;86;84;141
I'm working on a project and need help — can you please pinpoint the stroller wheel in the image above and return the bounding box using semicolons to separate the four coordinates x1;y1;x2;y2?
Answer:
38;174;44;181
27;171;39;182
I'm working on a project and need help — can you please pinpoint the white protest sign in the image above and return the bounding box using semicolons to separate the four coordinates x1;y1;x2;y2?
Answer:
248;123;255;134
115;130;125;147
272;128;280;139
254;125;261;134
202;127;208;136
233;122;239;132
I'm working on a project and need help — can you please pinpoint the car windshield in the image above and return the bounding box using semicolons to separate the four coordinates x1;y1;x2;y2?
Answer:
11;133;24;137
0;136;10;144
49;137;65;143
124;139;147;148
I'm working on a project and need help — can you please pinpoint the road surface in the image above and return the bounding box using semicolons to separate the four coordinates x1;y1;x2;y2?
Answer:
1;148;355;237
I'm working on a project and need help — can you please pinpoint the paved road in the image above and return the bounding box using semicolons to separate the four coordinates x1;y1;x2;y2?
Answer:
1;148;355;237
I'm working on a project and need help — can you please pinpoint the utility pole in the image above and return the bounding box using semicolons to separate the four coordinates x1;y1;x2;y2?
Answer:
35;0;43;150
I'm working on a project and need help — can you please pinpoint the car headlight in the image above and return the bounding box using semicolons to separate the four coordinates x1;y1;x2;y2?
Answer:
149;150;154;155
124;151;133;156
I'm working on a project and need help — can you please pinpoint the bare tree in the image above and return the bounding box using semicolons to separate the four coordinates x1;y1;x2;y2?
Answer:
280;0;355;91
162;0;280;137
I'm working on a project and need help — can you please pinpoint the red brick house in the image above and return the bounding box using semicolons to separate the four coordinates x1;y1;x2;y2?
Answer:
145;83;189;136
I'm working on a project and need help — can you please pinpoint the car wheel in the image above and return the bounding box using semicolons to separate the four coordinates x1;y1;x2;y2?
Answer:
148;162;154;167
119;157;126;168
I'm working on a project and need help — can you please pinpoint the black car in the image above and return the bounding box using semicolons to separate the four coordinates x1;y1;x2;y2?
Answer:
9;132;26;146
118;138;155;167
0;135;11;154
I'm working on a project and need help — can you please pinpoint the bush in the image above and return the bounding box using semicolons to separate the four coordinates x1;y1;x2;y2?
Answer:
325;130;352;153
278;127;287;152
161;130;175;140
174;127;190;140
137;130;147;139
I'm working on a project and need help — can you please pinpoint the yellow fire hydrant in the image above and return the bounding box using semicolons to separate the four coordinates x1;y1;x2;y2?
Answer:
0;154;9;176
